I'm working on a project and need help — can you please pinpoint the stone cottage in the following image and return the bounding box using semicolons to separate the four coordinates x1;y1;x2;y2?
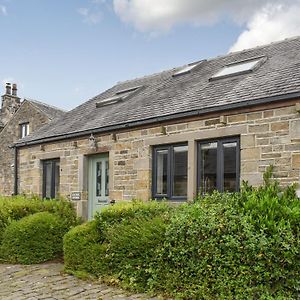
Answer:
15;37;300;219
0;83;65;195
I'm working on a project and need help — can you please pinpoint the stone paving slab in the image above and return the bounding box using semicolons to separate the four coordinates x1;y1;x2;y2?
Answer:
0;263;164;300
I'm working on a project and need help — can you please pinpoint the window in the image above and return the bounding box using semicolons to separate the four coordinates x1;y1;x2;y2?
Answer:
96;85;143;107
20;123;29;138
198;137;240;194
210;57;265;80
172;60;204;77
153;144;188;200
43;159;60;199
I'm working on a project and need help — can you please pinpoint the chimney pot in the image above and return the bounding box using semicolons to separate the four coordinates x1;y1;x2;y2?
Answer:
5;83;11;95
12;83;17;96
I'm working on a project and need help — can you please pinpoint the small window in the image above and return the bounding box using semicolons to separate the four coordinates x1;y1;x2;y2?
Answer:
96;86;143;108
153;144;188;200
210;57;265;80
172;60;204;77
95;96;123;107
198;137;240;194
20;123;29;138
43;159;60;199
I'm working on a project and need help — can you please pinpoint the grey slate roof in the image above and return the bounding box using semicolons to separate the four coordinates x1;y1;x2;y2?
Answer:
17;36;300;146
26;99;66;120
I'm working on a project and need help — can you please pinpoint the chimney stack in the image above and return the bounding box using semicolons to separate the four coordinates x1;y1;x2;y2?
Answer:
1;82;21;126
5;83;11;95
12;84;17;96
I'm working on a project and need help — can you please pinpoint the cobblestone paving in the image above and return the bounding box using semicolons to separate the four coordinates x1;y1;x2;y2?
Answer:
0;263;164;300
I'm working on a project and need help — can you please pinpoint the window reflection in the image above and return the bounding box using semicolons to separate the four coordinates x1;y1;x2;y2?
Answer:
43;159;60;199
200;142;217;194
156;149;168;195
96;162;102;197
198;139;239;194
173;146;188;197
223;142;237;192
105;161;109;196
45;162;52;199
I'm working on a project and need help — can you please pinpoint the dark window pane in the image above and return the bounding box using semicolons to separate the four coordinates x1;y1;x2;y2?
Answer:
54;161;60;198
223;142;237;192
96;162;102;197
43;160;60;199
156;149;168;195
173;145;188;197
200;142;217;193
44;162;52;199
105;160;109;196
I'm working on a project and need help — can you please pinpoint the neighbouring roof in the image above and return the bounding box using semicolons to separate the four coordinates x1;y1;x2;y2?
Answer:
26;99;66;120
16;36;300;146
0;98;65;130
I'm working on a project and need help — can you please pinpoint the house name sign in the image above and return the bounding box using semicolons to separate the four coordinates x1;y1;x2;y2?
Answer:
71;192;81;201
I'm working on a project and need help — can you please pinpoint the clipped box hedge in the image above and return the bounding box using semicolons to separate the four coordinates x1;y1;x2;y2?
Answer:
64;200;173;283
1;212;71;264
64;221;108;277
0;195;78;243
0;195;79;264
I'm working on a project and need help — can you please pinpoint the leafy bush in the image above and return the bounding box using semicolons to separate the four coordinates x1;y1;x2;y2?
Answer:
64;200;172;286
105;216;167;291
94;200;171;242
63;172;300;299
1;212;72;264
0;195;78;243
150;178;300;299
64;221;108;276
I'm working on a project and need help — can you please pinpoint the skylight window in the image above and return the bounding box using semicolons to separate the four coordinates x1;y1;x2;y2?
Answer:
96;85;143;108
210;57;265;80
95;96;123;107
173;60;204;77
116;86;142;95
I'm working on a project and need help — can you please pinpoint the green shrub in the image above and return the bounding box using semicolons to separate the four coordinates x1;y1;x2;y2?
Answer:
63;173;300;299
64;200;173;287
0;195;78;243
150;183;300;299
64;221;108;276
105;216;167;291
94;200;171;241
1;212;71;264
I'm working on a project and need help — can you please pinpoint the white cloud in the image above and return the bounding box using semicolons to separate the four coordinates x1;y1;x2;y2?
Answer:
78;7;102;24
111;0;300;50
229;2;300;52
0;5;7;16
112;0;271;33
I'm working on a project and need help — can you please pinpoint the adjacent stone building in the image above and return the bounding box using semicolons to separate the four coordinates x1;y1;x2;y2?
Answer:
0;84;65;195
15;37;300;219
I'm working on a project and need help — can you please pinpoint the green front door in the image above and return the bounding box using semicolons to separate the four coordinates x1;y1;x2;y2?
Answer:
88;154;109;219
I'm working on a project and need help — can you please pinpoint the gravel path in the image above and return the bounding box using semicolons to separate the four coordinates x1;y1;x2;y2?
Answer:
0;263;163;300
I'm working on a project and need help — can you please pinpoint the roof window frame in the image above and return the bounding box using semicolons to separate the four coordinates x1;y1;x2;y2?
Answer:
209;56;267;81
172;60;205;77
96;85;144;108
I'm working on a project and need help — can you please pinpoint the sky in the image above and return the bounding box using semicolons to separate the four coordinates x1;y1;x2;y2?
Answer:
0;0;300;110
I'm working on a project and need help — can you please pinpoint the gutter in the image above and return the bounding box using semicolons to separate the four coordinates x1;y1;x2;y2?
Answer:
14;146;18;195
15;90;300;148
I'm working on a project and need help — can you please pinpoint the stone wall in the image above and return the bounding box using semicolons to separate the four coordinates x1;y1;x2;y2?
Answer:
0;101;50;195
18;100;300;218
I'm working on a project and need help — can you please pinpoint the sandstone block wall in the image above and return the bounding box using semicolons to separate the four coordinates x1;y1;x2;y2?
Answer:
18;101;300;218
0;101;50;195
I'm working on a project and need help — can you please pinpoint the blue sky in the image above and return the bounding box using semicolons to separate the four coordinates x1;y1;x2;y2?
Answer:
0;0;299;110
